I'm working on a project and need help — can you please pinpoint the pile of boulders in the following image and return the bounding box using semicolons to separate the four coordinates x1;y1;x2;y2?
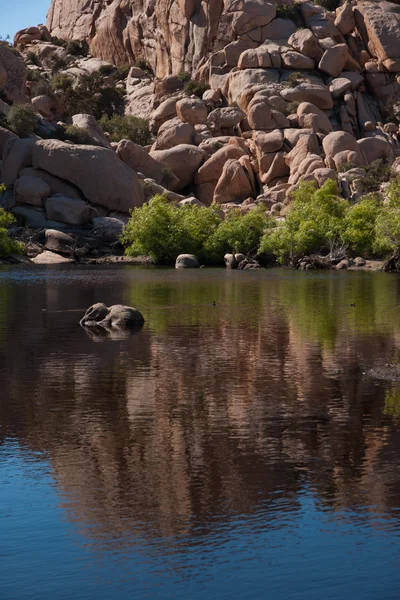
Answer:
0;1;400;263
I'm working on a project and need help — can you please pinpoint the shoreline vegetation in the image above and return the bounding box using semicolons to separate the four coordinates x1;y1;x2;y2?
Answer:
0;178;399;272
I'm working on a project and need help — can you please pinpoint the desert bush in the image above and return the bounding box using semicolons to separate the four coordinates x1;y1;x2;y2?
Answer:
60;125;97;145
50;73;73;91
55;72;125;119
184;79;210;98
98;114;151;145
121;194;222;263
285;72;303;88
43;53;68;73
98;64;115;76
51;36;67;48
6;103;38;137
27;69;42;82
65;40;89;56
117;64;131;79
275;3;298;21
363;159;391;192
284;101;300;115
177;71;191;83
26;51;41;66
206;205;272;259
0;209;24;257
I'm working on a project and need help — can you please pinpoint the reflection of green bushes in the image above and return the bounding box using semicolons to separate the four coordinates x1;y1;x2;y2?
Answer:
384;388;400;421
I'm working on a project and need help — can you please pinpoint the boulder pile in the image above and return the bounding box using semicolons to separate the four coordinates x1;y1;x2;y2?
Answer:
0;1;400;262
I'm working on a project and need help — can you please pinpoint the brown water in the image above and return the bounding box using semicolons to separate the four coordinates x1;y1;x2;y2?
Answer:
1;265;400;599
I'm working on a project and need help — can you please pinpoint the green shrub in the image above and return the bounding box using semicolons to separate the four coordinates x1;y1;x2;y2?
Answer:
259;180;348;262
57;72;125;119
51;36;67;48
275;3;298;21
0;209;24;257
98;114;151;145
117;64;131;79
61;125;97;145
342;196;380;256
65;40;89;57
6;103;38;137
50;73;74;91
98;64;115;76
184;79;210;98
206;205;272;259
285;72;302;88
363;159;391;192
177;71;191;83
43;53;68;73
284;101;300;116
26;51;41;66
27;69;42;82
121;194;222;263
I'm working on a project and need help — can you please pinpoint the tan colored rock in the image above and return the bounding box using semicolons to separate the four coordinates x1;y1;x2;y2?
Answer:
262;153;290;185
322;131;365;167
319;44;348;78
32;250;74;264
32;140;144;213
297;102;332;135
45;229;76;254
150;144;204;191
14;176;51;206
357;136;393;164
207;107;245;129
354;2;400;72
176;97;208;126
282;51;314;70
116;139;165;183
213;158;254;205
45;194;98;225
335;3;355;36
281;82;333;110
14;27;42;45
151;95;184;132
253;130;284;155
224;68;280;106
154;118;196;150
288;29;318;58
31;95;53;119
329;77;352;99
195;144;247;185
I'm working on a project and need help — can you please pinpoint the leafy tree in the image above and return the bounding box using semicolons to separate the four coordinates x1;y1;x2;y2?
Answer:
206;205;272;260
0;209;24;257
121;194;222;263
342;195;380;256
259;181;348;262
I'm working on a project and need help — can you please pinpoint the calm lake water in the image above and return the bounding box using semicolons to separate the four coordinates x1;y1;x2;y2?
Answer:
1;266;400;599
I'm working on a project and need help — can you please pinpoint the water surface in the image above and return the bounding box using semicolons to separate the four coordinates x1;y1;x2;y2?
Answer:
1;266;400;599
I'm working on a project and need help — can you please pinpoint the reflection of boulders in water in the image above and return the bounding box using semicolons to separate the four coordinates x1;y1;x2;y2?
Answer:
83;322;144;342
2;271;400;543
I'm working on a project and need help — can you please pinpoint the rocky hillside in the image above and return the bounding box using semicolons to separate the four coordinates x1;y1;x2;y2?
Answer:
1;1;400;263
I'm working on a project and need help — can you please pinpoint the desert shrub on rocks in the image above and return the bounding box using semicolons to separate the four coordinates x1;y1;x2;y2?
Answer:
122;194;221;263
65;40;89;57
6;103;38;137
51;36;67;48
60;125;97;145
363;159;391;192
117;64;131;80
54;72;125;119
375;178;400;254
285;72;303;88
184;79;210;98
50;73;74;91
275;3;299;22
314;0;340;10
98;64;115;76
26;51;41;66
99;114;151;145
0;210;24;257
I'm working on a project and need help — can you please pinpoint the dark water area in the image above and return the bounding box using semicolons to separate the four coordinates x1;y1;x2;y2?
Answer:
1;266;400;599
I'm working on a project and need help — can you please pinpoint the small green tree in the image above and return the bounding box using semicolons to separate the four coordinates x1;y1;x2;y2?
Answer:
0;209;24;257
259;181;348;262
342;195;380;256
206;205;271;259
121;194;222;263
6;103;38;137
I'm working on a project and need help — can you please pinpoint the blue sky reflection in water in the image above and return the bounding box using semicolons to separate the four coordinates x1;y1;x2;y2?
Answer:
1;266;400;599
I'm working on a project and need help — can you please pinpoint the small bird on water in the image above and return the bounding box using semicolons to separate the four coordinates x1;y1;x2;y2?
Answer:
350;302;356;307
213;301;216;307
